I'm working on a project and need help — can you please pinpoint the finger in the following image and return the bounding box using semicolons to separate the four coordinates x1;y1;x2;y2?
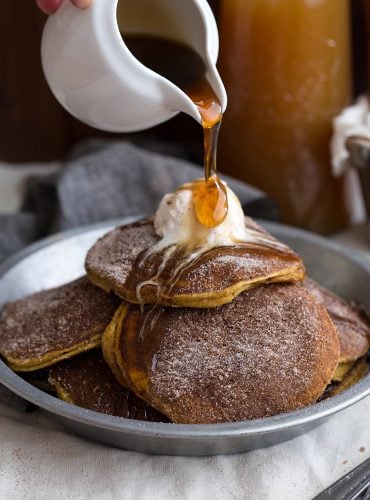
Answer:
71;0;92;8
36;0;63;14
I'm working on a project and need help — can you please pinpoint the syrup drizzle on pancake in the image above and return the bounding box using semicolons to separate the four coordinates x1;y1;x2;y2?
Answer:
133;225;294;344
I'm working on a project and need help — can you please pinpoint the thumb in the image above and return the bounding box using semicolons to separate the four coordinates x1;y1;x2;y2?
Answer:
36;0;63;14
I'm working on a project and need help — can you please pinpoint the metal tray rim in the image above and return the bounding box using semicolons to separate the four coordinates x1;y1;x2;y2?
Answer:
0;217;369;441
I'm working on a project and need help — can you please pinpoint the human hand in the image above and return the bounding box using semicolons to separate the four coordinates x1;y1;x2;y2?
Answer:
36;0;91;15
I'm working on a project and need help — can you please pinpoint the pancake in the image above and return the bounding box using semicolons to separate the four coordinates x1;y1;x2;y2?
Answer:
102;303;132;390
86;217;305;308
330;358;369;397
332;361;356;383
0;277;120;372
304;278;370;364
321;356;370;399
49;350;168;422
20;369;55;393
102;282;339;424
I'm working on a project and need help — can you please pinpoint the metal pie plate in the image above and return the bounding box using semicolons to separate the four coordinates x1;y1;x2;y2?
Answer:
0;217;369;456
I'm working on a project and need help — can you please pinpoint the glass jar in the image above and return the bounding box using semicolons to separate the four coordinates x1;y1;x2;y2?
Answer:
218;0;354;233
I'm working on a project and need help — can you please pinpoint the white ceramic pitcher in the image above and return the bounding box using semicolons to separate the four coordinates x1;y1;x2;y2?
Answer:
41;0;227;132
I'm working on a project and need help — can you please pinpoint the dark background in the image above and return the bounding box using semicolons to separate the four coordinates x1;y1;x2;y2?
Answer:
0;0;367;163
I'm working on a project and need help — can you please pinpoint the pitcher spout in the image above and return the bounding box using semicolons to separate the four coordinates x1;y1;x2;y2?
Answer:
42;0;227;132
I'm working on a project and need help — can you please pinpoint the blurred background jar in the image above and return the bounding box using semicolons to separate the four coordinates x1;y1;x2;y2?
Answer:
218;0;356;234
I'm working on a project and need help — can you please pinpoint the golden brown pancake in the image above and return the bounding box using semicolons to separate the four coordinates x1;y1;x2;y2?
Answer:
304;278;370;364
332;361;356;383
0;277;120;372
20;369;56;393
49;350;168;422
86;217;305;308
102;283;339;424
102;304;133;390
321;357;370;399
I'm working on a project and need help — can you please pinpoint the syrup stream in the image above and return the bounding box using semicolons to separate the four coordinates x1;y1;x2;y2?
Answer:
123;34;228;228
188;82;228;228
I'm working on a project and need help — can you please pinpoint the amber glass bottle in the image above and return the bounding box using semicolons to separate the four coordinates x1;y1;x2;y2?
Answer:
218;0;354;233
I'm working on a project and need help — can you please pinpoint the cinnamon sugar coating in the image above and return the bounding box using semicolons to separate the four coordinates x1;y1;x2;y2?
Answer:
304;278;370;363
0;277;120;371
49;350;167;422
106;283;339;423
85;218;305;308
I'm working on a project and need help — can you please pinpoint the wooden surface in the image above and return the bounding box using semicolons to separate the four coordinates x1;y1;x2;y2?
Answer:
0;0;366;163
352;0;369;96
0;3;67;161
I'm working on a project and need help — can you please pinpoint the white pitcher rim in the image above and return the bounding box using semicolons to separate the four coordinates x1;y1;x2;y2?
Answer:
92;0;226;116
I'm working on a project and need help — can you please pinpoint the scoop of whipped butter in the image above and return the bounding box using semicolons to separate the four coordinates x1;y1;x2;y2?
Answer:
153;181;278;250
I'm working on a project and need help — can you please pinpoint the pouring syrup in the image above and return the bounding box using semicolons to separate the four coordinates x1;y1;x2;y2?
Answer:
123;34;228;228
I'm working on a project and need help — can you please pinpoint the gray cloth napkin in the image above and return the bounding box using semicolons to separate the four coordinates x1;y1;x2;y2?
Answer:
0;140;276;262
0;139;275;409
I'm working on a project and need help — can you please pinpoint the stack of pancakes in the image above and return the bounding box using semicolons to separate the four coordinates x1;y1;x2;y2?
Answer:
0;217;369;424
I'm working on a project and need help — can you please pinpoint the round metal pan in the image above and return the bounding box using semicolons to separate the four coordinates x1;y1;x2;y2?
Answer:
0;217;369;456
